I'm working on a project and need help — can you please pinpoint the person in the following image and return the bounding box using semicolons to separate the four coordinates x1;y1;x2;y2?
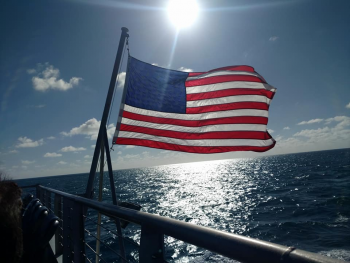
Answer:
0;173;23;263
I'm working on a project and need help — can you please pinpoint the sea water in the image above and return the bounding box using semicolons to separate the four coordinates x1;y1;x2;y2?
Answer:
16;148;350;262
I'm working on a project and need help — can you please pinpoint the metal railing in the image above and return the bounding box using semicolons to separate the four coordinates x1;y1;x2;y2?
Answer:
31;185;346;263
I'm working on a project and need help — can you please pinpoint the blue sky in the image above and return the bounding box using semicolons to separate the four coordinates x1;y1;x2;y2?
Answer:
1;0;349;179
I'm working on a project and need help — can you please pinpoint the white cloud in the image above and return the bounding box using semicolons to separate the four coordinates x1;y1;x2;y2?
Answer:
346;102;350;109
124;154;140;159
36;104;45;108
265;115;350;155
84;155;91;159
324;116;350;127
30;63;82;92
91;145;95;148
27;104;46;108
283;127;290;130
47;136;55;140
57;161;67;165
152;63;158;66
117;151;122;155
297;118;324;125
293;117;350;145
16;137;44;148
61;146;86;152
126;145;135;149
294;127;330;138
267;129;274;133
27;68;37;74
116;72;126;89
22;160;35;164
61;118;115;140
9;150;19;154
178;66;193;72
274;135;283;141
32;104;46;108
274;136;306;150
269;36;279;41
44;152;62;157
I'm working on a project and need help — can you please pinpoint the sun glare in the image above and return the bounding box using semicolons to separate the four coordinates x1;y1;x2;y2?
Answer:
167;0;199;29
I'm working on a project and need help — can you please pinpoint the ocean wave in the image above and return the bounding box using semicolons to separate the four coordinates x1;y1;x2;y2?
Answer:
319;249;350;261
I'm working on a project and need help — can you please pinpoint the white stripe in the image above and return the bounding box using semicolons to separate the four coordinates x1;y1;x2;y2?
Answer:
186;81;276;94
123;105;268;119
186;70;262;81
187;95;271;108
121;118;267;132
118;131;274;147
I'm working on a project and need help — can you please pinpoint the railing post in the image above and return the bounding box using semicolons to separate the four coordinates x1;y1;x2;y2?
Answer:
63;198;73;263
40;188;44;202
36;185;41;200
46;191;52;210
139;224;165;263
54;194;63;257
73;201;85;263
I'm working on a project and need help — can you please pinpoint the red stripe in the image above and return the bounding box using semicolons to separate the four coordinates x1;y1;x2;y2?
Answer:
122;111;268;126
186;102;269;114
120;124;272;140
187;66;256;78
186;88;275;101
188;72;203;77
208;65;256;73
185;75;265;87
115;138;275;153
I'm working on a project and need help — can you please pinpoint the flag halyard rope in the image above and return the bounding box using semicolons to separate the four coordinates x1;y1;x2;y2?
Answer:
107;34;129;154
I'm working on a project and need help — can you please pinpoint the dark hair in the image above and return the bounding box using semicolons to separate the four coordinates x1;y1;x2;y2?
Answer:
0;174;23;263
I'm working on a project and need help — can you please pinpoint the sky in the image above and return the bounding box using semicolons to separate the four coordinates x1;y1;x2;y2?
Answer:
1;0;349;179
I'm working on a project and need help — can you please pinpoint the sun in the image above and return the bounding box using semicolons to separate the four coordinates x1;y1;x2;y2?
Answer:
167;0;199;29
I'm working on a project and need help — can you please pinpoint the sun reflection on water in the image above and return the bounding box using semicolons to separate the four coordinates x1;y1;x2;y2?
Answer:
152;159;262;235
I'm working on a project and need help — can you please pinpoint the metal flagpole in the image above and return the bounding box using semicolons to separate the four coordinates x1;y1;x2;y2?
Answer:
85;27;129;199
95;139;104;263
104;131;118;206
103;130;126;261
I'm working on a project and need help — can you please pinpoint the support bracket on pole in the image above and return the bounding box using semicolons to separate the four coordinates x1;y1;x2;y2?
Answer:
85;27;129;199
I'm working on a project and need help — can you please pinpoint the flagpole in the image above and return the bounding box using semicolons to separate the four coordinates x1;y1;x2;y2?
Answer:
85;27;129;199
103;130;126;260
95;139;104;263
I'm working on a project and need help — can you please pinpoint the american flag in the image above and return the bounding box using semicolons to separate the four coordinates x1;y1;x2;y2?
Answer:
113;56;276;153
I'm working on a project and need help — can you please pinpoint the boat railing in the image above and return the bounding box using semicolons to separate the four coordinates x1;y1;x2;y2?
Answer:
28;184;345;263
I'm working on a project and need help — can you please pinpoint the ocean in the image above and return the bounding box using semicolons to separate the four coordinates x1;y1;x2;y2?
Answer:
16;148;350;262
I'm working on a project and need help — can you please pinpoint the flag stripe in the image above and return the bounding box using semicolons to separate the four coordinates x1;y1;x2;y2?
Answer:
187;88;275;101
185;75;266;87
117;138;275;153
116;138;275;153
188;66;256;77
121;118;268;133
186;102;269;114
123;105;269;119
122;111;268;126
187;95;271;108
119;124;272;140
117;131;275;147
186;70;264;81
208;65;256;73
186;81;276;94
